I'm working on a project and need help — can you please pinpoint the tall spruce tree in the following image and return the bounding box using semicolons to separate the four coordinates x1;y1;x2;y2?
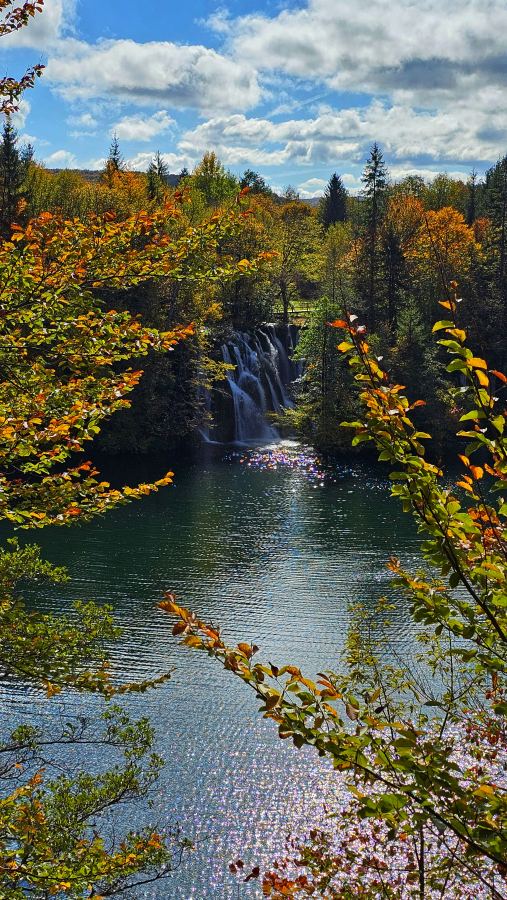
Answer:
108;133;124;172
0;119;24;238
466;169;477;226
360;143;388;332
319;172;347;228
147;150;170;201
102;133;125;187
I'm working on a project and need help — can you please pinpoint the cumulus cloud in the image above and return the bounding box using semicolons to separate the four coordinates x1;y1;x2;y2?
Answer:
5;0;507;174
126;151;193;173
178;99;507;170
67;111;98;137
44;149;78;167
2;0;74;48
204;8;233;35
67;112;98;129
112;111;174;142
46;38;261;113
228;0;507;108
298;177;327;198
10;99;31;130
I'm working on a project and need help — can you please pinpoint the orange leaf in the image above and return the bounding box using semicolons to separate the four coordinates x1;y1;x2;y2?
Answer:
467;357;488;370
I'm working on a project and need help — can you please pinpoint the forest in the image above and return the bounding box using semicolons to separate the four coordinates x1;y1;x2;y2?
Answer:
2;117;505;457
0;2;506;899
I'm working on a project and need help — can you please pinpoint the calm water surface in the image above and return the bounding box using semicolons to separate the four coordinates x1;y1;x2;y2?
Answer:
5;446;424;898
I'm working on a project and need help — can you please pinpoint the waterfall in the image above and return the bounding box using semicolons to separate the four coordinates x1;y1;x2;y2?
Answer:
207;324;300;444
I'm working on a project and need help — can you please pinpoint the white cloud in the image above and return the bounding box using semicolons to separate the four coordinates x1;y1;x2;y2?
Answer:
341;173;361;189
67;112;98;129
388;164;472;182
126;151;192;173
2;0;75;48
178;100;507;170
67;111;98;138
4;0;507;174
46;37;261;113
10;99;31;130
86;157;106;171
112;110;174;142
44;149;77;167
298;177;327;199
19;132;48;147
204;8;233;35
229;0;507;108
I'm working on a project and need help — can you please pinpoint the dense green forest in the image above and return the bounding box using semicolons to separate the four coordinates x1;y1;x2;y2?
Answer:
2;121;505;456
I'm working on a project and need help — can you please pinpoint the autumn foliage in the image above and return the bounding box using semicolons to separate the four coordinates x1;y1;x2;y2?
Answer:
163;290;507;896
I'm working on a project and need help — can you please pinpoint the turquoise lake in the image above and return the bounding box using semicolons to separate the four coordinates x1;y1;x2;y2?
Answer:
4;444;424;898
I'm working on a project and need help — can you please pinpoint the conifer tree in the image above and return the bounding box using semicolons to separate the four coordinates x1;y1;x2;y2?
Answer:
466;169;477;226
360;143;388;331
108;133;124;172
147;151;170;201
0;118;24;237
102;133;125;187
319;172;347;228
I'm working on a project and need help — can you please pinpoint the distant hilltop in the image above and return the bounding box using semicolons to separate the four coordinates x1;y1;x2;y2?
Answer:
47;168;181;187
45;168;321;204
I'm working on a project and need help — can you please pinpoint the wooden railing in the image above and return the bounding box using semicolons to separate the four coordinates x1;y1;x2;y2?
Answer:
273;299;315;324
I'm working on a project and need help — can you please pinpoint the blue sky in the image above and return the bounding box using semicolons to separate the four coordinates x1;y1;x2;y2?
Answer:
1;0;505;196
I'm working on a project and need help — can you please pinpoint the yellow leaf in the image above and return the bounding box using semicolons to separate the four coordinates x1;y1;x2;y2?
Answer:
475;369;490;387
467;357;488;370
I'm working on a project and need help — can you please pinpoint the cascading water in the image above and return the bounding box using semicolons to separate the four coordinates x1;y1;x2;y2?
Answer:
206;324;301;444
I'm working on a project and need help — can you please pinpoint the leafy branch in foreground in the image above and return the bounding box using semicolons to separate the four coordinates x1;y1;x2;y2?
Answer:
0;2;45;114
0;193;259;894
0;706;192;898
161;285;506;896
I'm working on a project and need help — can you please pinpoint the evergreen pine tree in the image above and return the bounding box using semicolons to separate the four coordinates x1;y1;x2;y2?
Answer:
108;133;124;172
319;172;347;228
102;133;125;187
466;169;477;226
147;151;170;201
0;119;24;237
360;143;388;332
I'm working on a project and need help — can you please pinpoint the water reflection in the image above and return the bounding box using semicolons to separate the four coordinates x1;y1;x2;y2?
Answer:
5;450;423;898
